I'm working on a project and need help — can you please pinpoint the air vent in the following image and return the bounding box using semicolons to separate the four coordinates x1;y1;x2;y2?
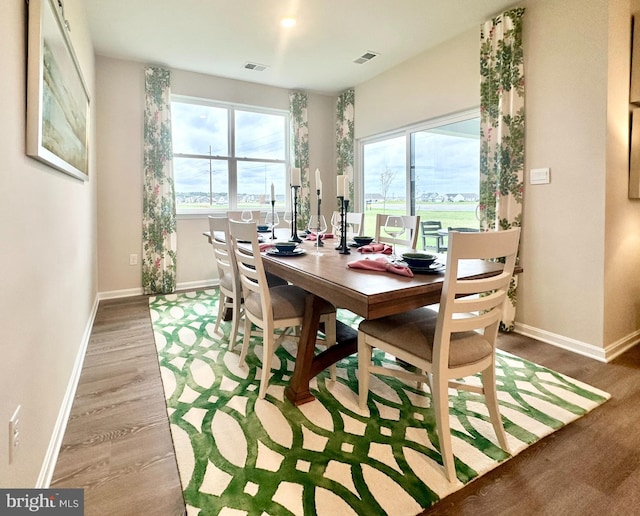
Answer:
243;62;268;72
353;51;379;64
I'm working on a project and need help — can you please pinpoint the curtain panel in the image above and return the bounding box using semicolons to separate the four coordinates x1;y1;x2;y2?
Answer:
336;89;355;202
142;66;177;294
289;91;310;229
479;7;525;330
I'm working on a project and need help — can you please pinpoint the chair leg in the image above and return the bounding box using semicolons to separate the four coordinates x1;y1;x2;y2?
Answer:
322;314;337;382
213;291;226;337
432;373;456;482
258;332;275;399
239;318;252;366
228;304;241;351
357;332;371;409
481;363;510;452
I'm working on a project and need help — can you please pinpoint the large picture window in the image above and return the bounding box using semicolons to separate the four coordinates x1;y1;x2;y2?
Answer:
360;110;480;247
171;97;289;213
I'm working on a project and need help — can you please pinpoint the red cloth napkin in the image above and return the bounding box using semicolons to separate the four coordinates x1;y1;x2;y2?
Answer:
347;257;414;277
259;243;275;252
357;243;392;254
306;233;334;241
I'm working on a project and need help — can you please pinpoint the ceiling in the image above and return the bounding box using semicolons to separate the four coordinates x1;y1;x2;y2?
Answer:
84;0;519;95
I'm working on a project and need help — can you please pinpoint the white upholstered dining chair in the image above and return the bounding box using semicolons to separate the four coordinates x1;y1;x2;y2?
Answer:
229;220;338;399
357;227;521;482
373;213;421;249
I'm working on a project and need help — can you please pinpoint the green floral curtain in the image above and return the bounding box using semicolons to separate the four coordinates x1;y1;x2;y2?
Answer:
336;89;355;203
142;66;177;294
289;91;310;229
479;8;525;330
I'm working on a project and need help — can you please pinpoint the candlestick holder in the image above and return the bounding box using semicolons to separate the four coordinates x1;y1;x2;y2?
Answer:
289;185;302;243
315;189;323;247
335;197;345;251
270;199;276;241
338;197;350;255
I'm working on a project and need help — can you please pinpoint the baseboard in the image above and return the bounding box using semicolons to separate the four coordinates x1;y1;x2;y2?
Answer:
514;322;640;363
176;279;217;291
99;287;144;300
36;293;101;488
98;281;217;301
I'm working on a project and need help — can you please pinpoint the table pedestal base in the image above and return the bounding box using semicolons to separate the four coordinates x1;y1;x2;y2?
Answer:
285;295;358;406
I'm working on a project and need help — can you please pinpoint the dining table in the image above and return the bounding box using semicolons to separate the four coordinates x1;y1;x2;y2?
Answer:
257;232;518;406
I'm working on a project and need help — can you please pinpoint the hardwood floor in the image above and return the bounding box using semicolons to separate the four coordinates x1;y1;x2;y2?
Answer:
50;296;185;516
51;295;640;515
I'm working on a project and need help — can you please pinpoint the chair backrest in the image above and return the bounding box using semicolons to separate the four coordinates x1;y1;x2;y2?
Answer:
208;216;240;298
434;227;521;367
374;214;421;249
227;210;262;223
346;212;365;237
421;220;442;234
447;226;479;232
228;220;273;330
332;211;365;238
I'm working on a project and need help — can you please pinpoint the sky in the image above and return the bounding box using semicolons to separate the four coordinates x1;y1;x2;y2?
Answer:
363;118;480;199
171;101;287;199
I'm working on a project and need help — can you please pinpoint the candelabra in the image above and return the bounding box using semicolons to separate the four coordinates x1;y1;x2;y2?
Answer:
315;189;323;247
289;185;302;243
337;196;350;255
270;199;276;241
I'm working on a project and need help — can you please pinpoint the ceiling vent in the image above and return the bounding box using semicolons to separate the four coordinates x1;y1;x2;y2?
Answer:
353;51;379;64
243;62;268;72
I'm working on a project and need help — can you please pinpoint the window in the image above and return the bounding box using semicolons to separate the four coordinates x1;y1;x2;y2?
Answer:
171;97;290;213
360;110;480;239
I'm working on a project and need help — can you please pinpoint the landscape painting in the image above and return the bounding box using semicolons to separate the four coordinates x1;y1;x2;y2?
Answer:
27;0;89;180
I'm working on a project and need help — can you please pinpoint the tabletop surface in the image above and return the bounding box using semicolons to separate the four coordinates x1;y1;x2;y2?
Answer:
261;236;505;320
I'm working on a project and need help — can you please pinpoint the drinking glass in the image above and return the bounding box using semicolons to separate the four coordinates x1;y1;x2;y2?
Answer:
330;211;342;238
308;214;327;255
241;210;253;223
265;211;279;239
383;215;405;261
283;211;293;230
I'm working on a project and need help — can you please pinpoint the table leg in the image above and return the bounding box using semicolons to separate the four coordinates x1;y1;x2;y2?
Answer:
285;294;358;406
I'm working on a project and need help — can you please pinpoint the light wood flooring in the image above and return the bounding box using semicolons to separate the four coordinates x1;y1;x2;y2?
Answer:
51;294;640;515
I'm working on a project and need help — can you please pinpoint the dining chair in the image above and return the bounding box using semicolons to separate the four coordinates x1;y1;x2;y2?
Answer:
373;213;421;249
228;220;338;399
357;227;521;482
227;210;262;223
331;211;365;238
208;216;243;348
420;220;446;252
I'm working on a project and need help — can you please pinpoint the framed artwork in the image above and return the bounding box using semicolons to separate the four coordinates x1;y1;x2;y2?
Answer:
26;0;90;181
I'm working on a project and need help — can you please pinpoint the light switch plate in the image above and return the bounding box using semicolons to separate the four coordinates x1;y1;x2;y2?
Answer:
530;167;550;184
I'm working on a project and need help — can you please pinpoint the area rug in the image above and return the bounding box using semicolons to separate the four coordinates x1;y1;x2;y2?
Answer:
149;289;610;515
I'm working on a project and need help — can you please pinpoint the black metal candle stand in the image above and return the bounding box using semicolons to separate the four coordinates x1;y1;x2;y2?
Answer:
289;185;302;243
270;199;276;241
337;196;350;254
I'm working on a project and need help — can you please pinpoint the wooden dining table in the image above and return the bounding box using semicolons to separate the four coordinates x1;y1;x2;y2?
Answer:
260;235;514;406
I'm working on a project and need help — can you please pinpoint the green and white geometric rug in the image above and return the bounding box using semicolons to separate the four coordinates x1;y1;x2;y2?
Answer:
149;290;610;515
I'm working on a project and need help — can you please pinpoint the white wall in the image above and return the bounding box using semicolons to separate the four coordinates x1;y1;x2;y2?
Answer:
96;59;337;291
0;0;97;486
354;0;640;359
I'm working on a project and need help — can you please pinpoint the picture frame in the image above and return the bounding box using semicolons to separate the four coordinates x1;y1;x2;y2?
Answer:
26;0;90;181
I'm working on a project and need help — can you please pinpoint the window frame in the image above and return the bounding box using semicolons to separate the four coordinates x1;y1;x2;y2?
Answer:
356;108;480;214
171;95;291;217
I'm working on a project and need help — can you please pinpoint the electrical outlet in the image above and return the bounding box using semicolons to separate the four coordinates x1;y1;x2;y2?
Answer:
129;254;138;266
9;405;20;464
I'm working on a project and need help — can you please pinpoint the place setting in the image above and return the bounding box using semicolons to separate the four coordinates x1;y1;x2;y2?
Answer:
400;252;445;274
263;241;306;257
